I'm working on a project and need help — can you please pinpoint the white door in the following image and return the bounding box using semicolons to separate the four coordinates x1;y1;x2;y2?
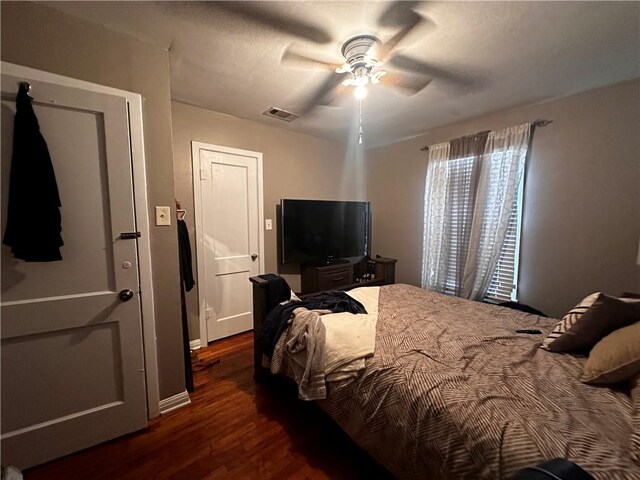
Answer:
192;143;264;343
0;74;147;469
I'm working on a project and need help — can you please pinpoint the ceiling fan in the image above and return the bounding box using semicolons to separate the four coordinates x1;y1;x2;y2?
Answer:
280;3;434;113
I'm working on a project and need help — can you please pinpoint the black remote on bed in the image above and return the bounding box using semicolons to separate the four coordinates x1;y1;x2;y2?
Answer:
515;329;542;334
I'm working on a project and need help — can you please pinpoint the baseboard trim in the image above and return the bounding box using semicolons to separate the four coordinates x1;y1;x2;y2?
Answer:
189;339;201;350
159;390;191;415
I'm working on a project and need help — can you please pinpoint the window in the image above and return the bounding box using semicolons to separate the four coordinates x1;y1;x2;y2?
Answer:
422;123;530;301
429;153;525;301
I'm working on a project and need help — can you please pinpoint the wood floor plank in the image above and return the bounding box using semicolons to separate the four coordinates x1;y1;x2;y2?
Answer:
24;331;393;479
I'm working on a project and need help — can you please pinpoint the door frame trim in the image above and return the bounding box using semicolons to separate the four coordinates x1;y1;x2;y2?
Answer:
1;62;161;418
191;142;265;347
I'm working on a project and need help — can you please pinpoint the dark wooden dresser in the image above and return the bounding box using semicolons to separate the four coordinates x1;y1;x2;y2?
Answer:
301;256;397;295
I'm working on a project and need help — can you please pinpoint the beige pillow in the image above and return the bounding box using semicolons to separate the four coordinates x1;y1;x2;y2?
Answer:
581;322;640;384
542;293;640;353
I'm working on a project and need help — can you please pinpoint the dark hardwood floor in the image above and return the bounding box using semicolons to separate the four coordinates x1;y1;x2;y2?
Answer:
25;331;393;479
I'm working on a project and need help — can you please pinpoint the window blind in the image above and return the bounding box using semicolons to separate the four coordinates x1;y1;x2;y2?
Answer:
439;154;525;301
485;163;525;302
443;156;476;296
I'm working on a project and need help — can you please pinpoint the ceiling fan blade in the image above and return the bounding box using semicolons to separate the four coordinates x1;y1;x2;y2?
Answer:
380;71;432;95
318;84;348;107
389;55;481;91
211;2;332;44
299;73;350;114
378;1;424;28
281;48;340;72
375;11;425;63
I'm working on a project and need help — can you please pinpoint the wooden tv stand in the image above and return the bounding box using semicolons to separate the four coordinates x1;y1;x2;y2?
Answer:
301;256;397;295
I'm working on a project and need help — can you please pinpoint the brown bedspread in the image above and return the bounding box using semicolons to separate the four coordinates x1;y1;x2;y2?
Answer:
276;284;639;479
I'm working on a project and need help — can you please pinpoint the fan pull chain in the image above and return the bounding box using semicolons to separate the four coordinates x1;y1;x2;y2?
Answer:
358;98;363;145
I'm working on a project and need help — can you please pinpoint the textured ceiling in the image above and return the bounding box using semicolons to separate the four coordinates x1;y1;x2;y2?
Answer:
44;1;640;148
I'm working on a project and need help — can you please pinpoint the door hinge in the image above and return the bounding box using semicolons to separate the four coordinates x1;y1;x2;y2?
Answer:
205;308;216;321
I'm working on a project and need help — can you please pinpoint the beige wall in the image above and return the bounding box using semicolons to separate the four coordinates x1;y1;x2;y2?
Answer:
367;78;640;318
1;2;185;399
171;101;362;340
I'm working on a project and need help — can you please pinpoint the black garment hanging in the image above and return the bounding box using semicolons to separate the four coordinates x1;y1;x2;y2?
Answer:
3;83;63;261
177;219;195;292
177;217;195;392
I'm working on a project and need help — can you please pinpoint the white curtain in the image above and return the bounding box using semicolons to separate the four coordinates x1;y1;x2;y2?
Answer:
422;123;531;300
421;142;450;291
462;123;530;299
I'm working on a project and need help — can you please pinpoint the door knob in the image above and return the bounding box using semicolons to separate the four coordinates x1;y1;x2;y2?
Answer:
251;253;258;261
119;289;134;302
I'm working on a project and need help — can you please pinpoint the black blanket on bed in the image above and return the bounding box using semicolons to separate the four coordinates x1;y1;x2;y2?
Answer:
258;290;367;359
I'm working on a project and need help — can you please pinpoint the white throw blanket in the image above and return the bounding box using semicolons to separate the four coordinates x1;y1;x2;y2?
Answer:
274;286;380;400
323;286;379;382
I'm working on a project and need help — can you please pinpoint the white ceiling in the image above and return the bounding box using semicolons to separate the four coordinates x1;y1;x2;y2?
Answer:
44;1;640;148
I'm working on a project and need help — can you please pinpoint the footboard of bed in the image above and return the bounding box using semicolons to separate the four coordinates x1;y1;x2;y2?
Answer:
249;276;270;380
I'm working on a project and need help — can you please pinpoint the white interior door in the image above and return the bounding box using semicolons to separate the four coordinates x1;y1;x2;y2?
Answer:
0;74;148;469
193;143;264;343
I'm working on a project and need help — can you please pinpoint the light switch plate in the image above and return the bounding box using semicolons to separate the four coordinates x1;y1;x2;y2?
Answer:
155;206;171;226
265;219;273;231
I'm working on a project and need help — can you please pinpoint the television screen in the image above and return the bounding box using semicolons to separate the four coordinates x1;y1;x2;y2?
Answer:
281;199;370;264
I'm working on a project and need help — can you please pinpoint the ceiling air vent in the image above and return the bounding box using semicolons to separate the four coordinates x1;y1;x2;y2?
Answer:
263;107;299;122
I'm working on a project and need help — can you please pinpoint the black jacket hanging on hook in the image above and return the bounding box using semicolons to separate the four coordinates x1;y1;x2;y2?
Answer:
3;84;63;261
177;219;195;292
177;217;195;392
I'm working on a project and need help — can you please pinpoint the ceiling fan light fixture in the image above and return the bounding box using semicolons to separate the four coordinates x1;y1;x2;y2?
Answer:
337;36;386;101
370;71;387;84
354;74;369;87
364;55;384;68
355;84;368;100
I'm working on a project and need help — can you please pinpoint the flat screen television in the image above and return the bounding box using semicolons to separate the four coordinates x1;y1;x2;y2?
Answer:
281;199;370;265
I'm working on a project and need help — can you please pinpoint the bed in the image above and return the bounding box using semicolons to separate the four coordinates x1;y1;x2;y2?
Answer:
250;279;640;479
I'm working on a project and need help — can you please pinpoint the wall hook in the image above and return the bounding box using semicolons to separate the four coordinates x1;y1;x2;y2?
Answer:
19;81;33;99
